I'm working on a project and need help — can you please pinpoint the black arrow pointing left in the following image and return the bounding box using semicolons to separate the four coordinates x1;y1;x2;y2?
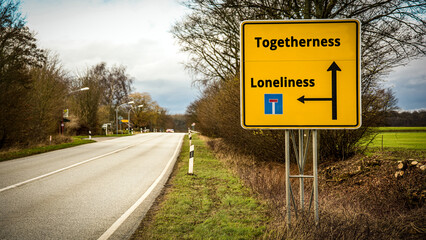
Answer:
297;96;332;104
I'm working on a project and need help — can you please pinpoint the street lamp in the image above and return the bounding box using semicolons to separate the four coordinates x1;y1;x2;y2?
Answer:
116;101;134;134
135;105;144;133
136;105;144;132
127;101;135;134
62;87;89;134
69;87;89;94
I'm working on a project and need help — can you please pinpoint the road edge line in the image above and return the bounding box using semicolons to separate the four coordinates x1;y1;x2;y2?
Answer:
97;134;184;240
0;142;145;193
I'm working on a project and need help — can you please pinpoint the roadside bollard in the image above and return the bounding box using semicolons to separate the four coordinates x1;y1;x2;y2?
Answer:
89;130;92;140
188;129;194;174
188;144;194;175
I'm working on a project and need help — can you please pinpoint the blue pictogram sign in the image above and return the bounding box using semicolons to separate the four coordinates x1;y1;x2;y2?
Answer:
264;94;283;115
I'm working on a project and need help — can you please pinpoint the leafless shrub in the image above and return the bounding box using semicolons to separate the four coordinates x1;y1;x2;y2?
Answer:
49;134;72;145
207;137;426;239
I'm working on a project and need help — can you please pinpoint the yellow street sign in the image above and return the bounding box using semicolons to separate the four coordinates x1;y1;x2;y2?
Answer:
240;19;361;129
63;109;69;118
121;119;129;123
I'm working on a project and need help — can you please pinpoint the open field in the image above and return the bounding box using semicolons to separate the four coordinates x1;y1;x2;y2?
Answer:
376;127;426;132
368;127;426;150
369;132;426;150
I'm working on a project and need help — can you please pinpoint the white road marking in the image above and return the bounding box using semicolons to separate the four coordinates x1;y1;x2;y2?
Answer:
0;137;156;193
97;135;183;240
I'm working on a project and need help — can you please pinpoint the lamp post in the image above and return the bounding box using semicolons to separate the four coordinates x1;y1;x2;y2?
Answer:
137;105;143;133
128;109;131;133
116;101;134;135
62;87;89;134
128;106;134;134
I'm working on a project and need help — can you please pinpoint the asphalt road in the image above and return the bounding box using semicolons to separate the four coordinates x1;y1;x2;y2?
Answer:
0;133;184;240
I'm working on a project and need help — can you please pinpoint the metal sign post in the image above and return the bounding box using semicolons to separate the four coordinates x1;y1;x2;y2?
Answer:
285;129;318;227
240;19;361;228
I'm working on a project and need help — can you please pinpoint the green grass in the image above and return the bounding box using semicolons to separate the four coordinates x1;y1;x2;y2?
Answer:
0;137;95;162
133;134;269;239
376;126;426;132
368;132;426;150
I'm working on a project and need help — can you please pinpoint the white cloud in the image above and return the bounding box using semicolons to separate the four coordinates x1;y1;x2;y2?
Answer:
21;0;195;114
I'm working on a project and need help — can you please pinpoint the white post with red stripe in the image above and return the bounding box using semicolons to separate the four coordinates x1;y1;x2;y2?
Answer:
269;99;278;114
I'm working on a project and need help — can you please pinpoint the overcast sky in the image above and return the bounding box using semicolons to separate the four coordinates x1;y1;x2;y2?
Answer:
384;57;426;111
21;0;197;114
21;0;425;113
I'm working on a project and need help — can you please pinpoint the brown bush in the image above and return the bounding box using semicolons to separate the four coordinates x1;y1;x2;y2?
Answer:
49;134;72;145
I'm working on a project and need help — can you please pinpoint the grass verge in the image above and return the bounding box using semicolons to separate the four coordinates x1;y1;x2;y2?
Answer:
207;138;426;239
131;133;270;240
0;136;95;162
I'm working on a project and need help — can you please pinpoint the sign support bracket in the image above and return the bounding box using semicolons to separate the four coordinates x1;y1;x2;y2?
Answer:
285;129;319;228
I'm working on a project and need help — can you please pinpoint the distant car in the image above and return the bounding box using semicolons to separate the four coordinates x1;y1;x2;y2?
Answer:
166;129;174;133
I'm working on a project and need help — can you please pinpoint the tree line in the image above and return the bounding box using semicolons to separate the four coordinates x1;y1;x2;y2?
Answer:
176;0;425;160
0;0;176;150
385;110;426;127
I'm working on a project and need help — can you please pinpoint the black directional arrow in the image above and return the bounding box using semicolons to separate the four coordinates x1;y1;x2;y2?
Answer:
298;61;341;120
297;96;332;104
328;61;341;120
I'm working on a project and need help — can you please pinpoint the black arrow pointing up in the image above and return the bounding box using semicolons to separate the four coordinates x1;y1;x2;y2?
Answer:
327;61;341;120
297;61;341;120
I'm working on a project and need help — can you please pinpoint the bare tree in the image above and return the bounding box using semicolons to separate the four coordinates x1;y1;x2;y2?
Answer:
175;0;424;159
92;62;134;120
173;0;425;85
70;63;134;134
29;52;69;141
128;92;169;131
128;92;154;129
0;0;45;148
